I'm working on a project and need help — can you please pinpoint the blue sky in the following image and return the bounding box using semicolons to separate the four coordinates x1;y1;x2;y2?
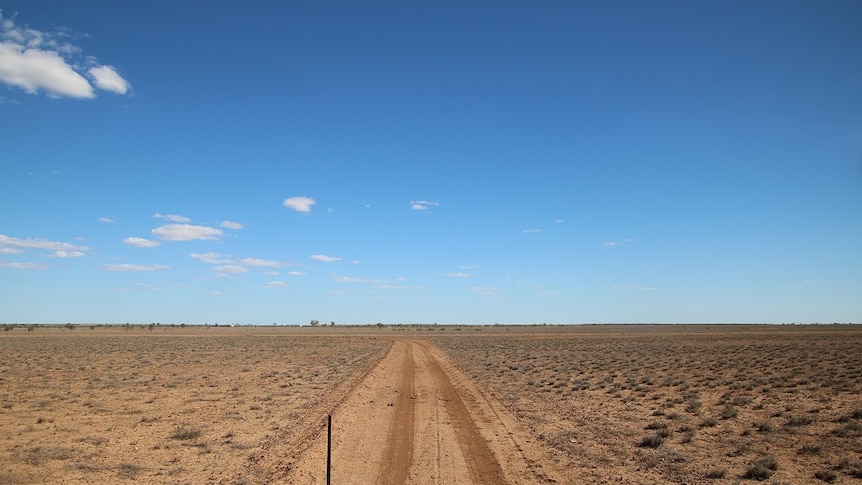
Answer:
1;1;860;324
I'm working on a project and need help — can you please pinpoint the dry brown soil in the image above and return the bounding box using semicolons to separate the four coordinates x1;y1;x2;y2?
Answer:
1;324;861;484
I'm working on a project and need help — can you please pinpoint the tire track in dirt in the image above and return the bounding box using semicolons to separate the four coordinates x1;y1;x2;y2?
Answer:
286;339;554;484
412;340;507;484
377;343;415;484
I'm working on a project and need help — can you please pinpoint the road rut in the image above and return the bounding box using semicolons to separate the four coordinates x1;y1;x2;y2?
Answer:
285;339;553;484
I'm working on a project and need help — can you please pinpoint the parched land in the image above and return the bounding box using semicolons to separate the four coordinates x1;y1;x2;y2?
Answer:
432;325;862;483
1;324;860;484
0;327;389;484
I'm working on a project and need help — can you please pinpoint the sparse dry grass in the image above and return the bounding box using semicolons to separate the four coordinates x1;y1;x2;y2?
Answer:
0;327;388;484
433;324;862;483
2;323;860;484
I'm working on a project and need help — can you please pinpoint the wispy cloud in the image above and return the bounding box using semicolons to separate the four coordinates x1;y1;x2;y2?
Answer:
521;228;542;233
283;196;315;213
152;224;222;241
446;272;474;278
613;285;656;291
98;217;115;223
262;280;288;288
602;238;637;247
101;263;169;272
0;11;130;98
240;257;289;267
214;265;248;275
0;234;89;254
50;250;85;258
87;65;129;94
0;247;24;254
410;200;439;211
333;276;385;284
0;261;47;269
220;220;244;230
153;213;191;223
192;253;296;278
190;252;232;264
123;237;160;248
288;271;306;276
470;286;503;297
311;254;342;263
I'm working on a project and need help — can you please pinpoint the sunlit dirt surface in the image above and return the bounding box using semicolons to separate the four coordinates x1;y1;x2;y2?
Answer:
1;324;860;484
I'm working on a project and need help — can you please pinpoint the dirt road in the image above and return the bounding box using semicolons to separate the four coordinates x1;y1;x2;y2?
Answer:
283;339;554;484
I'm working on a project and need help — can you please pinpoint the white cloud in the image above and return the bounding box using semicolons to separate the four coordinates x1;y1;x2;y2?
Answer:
152;224;222;241
521;229;542;233
603;239;636;247
0;11;129;99
192;253;296;277
0;41;93;97
0;247;24;254
446;272;474;278
0;233;89;253
262;280;288;288
283;196;315;212
553;219;564;224
98;217;115;223
153;213;190;223
50;250;85;258
87;65;128;94
0;261;47;269
613;285;656;291
410;200;439;211
469;286;503;296
190;252;231;264
101;263;169;272
333;276;383;284
123;237;160;248
214;265;248;274
311;254;342;263
288;271;306;276
220;220;244;230
240;257;288;267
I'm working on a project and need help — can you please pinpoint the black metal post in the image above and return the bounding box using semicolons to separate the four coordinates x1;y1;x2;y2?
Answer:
326;414;332;485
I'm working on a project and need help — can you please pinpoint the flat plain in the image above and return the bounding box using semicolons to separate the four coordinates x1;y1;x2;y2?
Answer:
1;324;860;484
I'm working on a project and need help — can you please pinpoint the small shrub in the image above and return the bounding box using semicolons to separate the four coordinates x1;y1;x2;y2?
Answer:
721;404;738;420
798;444;821;455
744;455;777;481
170;426;201;440
700;417;718;427
786;415;813;427
639;434;664;448
814;469;837;482
706;467;726;479
754;421;773;433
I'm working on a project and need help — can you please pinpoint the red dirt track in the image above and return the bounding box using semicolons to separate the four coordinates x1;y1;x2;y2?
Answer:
288;339;548;484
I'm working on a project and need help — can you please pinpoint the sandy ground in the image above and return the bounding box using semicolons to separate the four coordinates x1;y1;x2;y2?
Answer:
1;324;860;484
287;339;554;484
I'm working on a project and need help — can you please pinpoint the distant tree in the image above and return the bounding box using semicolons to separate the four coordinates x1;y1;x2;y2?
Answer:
310;319;320;327
376;322;384;330
330;321;336;326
